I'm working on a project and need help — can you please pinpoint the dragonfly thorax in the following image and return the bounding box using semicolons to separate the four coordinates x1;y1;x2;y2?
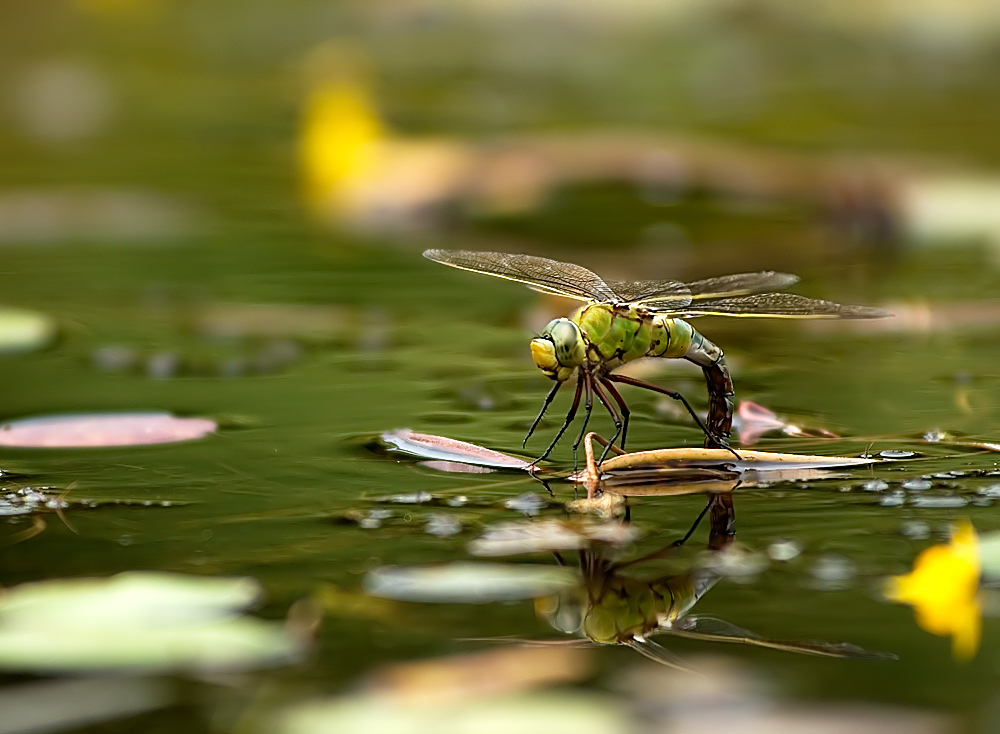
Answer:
530;318;585;382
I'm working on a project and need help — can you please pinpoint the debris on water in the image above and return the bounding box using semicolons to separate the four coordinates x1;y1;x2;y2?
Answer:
879;450;918;459
425;514;462;537
363;563;578;603
902;478;933;492
376;491;434;505
767;539;802;562
880;491;906;507
468;520;585;556
0;487;66;516
900;521;931;540
146;352;180;379
809;554;857;590
910;495;968;509
503;491;546;515
862;479;889;493
701;545;768;580
91;345;138;373
924;430;948;442
198;303;345;340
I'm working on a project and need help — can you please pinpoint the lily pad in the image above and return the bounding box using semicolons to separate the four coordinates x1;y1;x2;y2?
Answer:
0;412;217;447
380;429;531;470
363;563;578;604
0;572;306;673
0;307;56;355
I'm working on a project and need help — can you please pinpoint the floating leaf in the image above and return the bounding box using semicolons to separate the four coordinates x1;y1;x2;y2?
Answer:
468;519;641;557
572;447;877;495
380;429;530;470
366;646;593;704
0;412;217;447
0;307;56;355
272;691;626;734
733;401;839;446
0;572;306;673
363;563;577;603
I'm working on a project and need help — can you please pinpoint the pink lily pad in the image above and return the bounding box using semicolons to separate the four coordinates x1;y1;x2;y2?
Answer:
0;412;217;448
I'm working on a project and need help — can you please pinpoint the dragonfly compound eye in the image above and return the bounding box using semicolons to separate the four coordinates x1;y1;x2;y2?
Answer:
548;319;585;367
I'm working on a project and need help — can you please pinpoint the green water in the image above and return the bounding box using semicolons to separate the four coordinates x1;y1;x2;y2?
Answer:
5;2;1000;731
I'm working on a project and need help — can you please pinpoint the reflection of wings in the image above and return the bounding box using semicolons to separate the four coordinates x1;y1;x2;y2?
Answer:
424;250;890;320
622;638;697;673
665;616;896;660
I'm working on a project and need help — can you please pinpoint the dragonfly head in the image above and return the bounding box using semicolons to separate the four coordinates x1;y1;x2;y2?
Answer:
531;318;584;381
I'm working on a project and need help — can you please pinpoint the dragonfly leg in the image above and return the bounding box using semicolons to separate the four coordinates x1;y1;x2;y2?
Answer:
600;377;631;450
592;379;624;464
523;379;563;448
607;373;740;460
570;372;595;461
531;373;583;464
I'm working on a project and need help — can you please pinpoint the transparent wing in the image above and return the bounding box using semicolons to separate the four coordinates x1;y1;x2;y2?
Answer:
673;293;892;319
686;271;800;300
665;615;896;660
423;249;618;302
607;272;796;311
606;280;692;310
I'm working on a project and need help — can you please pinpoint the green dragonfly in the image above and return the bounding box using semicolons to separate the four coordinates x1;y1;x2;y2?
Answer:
424;249;890;460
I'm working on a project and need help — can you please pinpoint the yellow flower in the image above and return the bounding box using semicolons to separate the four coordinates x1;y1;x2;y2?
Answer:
885;520;981;660
299;78;385;218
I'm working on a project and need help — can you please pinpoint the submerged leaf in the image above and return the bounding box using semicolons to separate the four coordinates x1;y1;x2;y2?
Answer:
381;429;531;470
0;308;56;355
0;572;305;673
0;412;217;447
363;563;578;603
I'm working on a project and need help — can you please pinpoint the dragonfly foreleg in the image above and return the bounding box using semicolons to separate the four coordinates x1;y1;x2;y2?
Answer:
531;374;583;464
570;372;595;459
524;379;563;448
606;373;739;459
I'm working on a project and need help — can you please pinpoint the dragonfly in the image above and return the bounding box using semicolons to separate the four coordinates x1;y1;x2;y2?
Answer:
424;249;890;461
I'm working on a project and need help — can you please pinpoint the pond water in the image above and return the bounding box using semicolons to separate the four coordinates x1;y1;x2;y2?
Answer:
5;4;1000;732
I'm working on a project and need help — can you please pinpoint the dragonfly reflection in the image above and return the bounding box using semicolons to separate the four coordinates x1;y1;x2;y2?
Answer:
537;494;892;667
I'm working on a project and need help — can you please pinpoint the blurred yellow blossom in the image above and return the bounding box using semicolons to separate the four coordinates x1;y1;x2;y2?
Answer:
885;520;981;661
299;78;386;218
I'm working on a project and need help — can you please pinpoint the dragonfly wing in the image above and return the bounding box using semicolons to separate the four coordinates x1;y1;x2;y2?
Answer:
607;272;798;312
675;293;892;319
666;615;896;660
607;280;692;310
423;250;618;302
686;271;800;300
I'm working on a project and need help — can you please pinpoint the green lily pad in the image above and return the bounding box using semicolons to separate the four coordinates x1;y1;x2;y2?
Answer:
0;307;55;355
0;572;305;673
